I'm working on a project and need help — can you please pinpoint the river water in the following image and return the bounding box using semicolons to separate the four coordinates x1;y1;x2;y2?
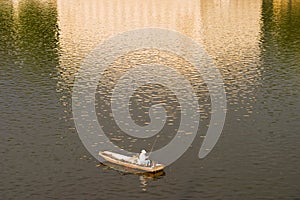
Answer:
1;0;300;199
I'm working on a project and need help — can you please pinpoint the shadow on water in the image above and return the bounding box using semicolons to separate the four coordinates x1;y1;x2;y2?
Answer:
261;0;300;63
259;0;300;117
0;1;16;70
0;0;59;80
17;0;59;76
1;0;60;128
1;0;59;92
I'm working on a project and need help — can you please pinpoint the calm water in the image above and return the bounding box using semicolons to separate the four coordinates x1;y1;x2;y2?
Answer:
1;0;300;199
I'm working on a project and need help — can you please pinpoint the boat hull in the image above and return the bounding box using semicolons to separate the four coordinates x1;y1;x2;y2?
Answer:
99;151;165;173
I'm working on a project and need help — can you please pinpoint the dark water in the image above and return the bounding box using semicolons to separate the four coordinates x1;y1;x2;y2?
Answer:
1;0;300;199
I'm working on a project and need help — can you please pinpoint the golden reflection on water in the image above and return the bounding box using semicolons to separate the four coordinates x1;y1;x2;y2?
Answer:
56;0;262;104
54;0;264;156
95;49;209;151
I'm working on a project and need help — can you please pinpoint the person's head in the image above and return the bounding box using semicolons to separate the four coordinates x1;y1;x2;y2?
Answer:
141;149;146;154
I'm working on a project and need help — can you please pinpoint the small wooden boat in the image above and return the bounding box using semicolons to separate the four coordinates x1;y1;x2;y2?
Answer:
99;151;165;173
98;162;166;178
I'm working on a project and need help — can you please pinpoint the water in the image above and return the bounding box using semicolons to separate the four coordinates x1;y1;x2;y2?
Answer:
1;0;300;199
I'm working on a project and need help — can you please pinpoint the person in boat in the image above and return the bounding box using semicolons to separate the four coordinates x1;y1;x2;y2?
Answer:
138;149;151;166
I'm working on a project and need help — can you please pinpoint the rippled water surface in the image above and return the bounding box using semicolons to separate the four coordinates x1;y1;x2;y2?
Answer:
1;0;300;199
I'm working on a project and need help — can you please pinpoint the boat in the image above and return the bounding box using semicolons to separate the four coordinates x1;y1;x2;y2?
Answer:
98;162;166;178
99;151;165;173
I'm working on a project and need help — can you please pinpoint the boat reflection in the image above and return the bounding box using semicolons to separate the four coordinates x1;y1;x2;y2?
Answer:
97;162;165;190
98;162;165;177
